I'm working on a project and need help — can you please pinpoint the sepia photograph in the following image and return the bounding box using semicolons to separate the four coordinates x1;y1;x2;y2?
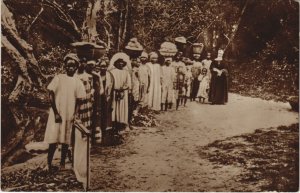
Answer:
1;0;299;192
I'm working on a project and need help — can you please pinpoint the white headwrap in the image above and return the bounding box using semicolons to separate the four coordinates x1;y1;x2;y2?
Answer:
63;53;80;64
87;60;96;65
149;52;158;59
140;51;149;59
108;52;132;71
215;49;224;61
165;57;172;62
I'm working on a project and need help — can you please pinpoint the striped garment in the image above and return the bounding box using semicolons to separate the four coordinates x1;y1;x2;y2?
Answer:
76;73;94;129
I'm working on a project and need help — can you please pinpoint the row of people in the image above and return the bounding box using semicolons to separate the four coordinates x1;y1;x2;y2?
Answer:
43;47;228;171
131;49;228;112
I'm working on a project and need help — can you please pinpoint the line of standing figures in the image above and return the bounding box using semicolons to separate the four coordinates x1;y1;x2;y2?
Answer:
43;40;229;172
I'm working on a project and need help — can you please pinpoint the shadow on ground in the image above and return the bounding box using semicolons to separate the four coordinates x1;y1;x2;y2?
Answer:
198;123;299;192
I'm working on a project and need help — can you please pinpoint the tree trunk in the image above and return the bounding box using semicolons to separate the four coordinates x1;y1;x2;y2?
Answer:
2;3;43;86
116;0;130;50
121;0;129;44
1;2;48;166
224;0;249;52
82;0;102;43
1;37;32;84
42;0;81;38
117;1;124;50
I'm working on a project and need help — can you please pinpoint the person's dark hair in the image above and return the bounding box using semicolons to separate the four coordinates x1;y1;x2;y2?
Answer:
174;51;183;60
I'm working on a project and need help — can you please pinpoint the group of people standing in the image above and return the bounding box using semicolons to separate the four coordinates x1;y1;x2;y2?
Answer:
143;48;228;112
43;38;229;172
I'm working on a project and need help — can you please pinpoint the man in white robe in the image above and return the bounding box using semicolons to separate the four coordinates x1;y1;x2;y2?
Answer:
138;52;151;108
147;52;162;111
107;52;132;131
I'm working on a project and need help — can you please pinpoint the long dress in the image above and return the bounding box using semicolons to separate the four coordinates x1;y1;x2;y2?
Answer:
209;61;229;104
191;61;202;100
108;68;131;130
100;72;113;131
147;62;162;111
74;72;94;129
138;64;151;107
184;65;193;98
197;74;210;99
131;66;140;102
130;66;141;114
44;74;86;145
161;65;175;104
91;73;103;128
171;60;186;103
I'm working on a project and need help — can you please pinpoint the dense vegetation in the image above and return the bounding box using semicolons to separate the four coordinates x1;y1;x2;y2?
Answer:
1;0;299;165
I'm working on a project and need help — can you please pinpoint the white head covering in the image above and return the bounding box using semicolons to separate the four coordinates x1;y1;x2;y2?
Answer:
140;51;149;59
215;49;224;61
87;60;96;65
149;52;158;59
165;57;172;62
175;36;187;44
63;53;80;64
159;42;177;57
108;52;131;71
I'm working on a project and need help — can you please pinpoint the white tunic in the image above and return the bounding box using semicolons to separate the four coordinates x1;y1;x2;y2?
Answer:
138;64;151;107
44;74;86;144
109;68;131;124
161;65;175;103
147;62;162;111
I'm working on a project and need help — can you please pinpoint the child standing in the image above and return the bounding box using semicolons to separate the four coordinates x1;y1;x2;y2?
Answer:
197;68;210;103
183;59;193;107
171;52;186;110
44;53;86;171
161;57;176;111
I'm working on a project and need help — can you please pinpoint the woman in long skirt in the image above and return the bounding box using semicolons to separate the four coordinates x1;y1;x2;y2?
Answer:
209;50;229;104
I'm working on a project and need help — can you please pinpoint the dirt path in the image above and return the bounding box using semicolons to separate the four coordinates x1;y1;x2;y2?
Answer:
89;93;298;191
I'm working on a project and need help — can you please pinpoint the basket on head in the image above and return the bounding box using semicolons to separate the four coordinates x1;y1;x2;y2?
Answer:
192;43;204;54
125;38;143;59
71;41;106;61
159;41;177;57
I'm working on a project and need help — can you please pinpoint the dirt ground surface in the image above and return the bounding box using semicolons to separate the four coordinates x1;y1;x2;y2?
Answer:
89;93;298;191
1;93;298;191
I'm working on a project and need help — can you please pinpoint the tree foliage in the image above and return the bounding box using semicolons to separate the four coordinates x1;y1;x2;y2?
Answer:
1;0;299;165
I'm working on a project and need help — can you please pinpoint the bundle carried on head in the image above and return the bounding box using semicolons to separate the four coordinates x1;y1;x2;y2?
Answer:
71;41;106;61
125;38;143;58
159;41;178;57
192;43;204;54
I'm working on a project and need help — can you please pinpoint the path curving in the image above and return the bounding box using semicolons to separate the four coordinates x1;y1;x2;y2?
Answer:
90;93;298;191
